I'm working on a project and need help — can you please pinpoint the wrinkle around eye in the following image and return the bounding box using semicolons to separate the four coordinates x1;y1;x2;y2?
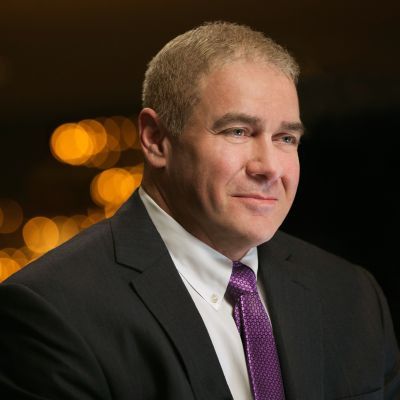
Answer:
273;133;301;146
222;127;252;138
206;126;253;143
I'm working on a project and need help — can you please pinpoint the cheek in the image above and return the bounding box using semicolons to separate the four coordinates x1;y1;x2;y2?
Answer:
200;159;242;206
282;157;300;190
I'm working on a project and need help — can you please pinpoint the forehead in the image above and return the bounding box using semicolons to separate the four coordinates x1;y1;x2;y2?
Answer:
195;61;299;124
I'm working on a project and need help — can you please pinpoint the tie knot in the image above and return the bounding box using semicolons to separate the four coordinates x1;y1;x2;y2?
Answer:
227;261;257;301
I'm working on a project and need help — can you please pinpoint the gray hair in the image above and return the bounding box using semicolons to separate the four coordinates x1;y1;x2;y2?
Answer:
142;21;300;136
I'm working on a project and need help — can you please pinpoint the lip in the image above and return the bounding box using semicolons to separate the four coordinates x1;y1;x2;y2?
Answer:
233;194;278;201
232;194;278;207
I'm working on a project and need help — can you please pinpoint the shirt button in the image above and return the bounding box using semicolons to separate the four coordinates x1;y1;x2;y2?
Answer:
211;294;219;303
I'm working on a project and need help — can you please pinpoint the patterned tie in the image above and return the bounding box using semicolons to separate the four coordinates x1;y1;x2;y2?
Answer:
227;261;285;400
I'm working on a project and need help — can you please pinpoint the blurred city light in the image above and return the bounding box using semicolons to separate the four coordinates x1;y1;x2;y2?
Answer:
50;123;93;165
52;216;80;245
90;167;142;214
50;116;138;169
79;119;108;155
89;147;121;170
102;117;121;151
0;198;24;234
1;114;142;282
13;248;30;266
120;117;138;149
23;216;59;254
0;257;20;282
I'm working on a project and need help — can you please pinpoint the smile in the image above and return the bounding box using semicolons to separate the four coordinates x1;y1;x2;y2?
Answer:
233;194;278;205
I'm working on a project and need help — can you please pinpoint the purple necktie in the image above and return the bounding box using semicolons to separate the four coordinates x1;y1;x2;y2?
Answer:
227;261;285;400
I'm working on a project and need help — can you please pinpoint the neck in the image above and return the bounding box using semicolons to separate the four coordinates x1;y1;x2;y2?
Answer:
141;181;252;261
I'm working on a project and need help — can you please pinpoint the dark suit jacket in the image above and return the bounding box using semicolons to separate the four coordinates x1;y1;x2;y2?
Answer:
0;192;399;400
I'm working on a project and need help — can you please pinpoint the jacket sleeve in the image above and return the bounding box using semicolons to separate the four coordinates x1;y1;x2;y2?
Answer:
364;270;400;399
0;283;112;400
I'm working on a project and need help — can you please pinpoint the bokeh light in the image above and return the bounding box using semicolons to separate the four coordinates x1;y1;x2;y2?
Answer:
50;116;138;169
121;118;138;149
102;117;121;151
50;123;94;165
78;119;108;155
23;217;59;254
1;114;141;282
13;248;30;267
89;147;121;170
0;198;24;234
90;167;142;215
85;208;105;226
0;256;20;282
70;214;88;230
52;216;80;245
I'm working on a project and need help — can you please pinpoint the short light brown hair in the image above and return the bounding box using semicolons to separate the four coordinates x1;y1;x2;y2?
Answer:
142;21;300;136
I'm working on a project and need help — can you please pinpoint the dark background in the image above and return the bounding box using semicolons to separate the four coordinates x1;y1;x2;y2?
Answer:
1;1;399;336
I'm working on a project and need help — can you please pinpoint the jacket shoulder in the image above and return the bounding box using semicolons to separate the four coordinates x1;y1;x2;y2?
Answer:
3;219;115;291
270;230;377;289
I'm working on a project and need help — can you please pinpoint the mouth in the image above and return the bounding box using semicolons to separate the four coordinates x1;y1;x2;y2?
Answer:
232;194;278;205
233;194;277;200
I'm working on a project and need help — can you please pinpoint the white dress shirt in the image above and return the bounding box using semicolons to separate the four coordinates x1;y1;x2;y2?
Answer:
139;187;271;400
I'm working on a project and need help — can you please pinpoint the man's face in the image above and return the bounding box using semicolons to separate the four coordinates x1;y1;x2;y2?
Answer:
160;61;302;259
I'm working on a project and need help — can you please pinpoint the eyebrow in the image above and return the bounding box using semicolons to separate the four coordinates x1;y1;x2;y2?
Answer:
211;113;262;132
210;112;305;136
280;121;305;136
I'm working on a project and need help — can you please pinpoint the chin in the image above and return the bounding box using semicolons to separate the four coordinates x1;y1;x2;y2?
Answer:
253;230;277;246
235;225;279;248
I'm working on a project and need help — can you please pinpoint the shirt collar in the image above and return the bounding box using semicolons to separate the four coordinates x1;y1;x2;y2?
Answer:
138;187;258;310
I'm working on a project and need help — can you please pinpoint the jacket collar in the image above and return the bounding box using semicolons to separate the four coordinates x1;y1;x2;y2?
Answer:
110;191;233;400
258;235;324;400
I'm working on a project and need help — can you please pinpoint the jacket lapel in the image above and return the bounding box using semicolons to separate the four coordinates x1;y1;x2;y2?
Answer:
258;234;324;400
110;192;232;400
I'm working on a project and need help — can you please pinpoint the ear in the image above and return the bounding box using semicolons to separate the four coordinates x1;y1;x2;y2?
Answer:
139;108;170;168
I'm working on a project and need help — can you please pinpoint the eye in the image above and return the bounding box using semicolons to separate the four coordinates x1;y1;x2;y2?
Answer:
207;126;253;144
282;135;297;144
221;127;252;139
230;128;246;137
275;133;300;146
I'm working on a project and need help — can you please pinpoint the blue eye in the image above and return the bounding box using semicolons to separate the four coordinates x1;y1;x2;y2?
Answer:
231;128;245;137
221;127;250;138
283;136;296;143
278;134;300;146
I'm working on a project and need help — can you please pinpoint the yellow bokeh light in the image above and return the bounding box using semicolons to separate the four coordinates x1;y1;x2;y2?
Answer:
23;217;59;254
126;163;144;177
120;117;138;149
52;216;80;245
102;117;121;151
50;123;94;165
0;248;16;257
50;115;139;169
0;198;24;234
13;248;29;267
70;214;88;230
89;148;120;170
0;257;20;282
90;168;142;209
106;133;121;152
78;119;107;155
87;208;105;223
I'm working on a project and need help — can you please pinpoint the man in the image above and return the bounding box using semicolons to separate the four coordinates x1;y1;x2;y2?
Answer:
0;22;399;400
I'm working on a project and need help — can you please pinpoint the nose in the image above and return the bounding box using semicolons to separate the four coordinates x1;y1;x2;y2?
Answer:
245;139;282;183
